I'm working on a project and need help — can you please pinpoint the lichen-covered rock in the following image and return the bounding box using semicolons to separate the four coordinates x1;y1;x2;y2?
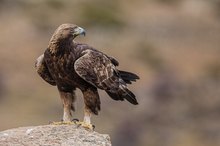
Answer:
0;124;111;146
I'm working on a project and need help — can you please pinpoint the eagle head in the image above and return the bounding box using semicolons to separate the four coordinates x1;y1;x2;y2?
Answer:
51;23;86;43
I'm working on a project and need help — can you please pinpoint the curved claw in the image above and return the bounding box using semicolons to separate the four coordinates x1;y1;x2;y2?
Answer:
49;121;75;125
92;124;95;129
72;118;79;123
76;121;95;130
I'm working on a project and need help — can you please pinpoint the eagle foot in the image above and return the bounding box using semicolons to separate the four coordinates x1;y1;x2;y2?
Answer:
72;118;79;122
49;121;76;125
75;121;95;130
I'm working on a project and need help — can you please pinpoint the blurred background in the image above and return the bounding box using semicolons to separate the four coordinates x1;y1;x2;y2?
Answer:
0;0;220;145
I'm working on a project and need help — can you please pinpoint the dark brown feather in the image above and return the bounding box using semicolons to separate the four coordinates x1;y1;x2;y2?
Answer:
119;70;140;84
82;87;100;115
35;54;56;86
74;49;138;105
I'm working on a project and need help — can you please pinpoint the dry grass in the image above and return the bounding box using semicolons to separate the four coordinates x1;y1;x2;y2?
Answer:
0;0;220;146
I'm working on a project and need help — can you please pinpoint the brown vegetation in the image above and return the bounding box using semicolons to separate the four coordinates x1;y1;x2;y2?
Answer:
0;0;220;146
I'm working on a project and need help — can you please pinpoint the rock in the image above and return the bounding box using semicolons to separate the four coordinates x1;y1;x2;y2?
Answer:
0;124;111;146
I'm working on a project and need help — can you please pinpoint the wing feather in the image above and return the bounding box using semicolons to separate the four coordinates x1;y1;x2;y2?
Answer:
74;50;117;89
74;49;138;105
35;54;56;86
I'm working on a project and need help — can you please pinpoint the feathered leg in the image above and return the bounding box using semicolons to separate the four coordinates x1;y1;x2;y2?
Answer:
59;91;76;122
77;87;100;130
84;108;92;124
80;108;94;130
51;90;76;125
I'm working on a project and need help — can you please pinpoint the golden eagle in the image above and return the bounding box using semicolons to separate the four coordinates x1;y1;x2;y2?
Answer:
35;24;139;129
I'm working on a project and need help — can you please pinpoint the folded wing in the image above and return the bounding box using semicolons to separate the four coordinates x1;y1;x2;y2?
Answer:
74;50;138;105
35;54;56;86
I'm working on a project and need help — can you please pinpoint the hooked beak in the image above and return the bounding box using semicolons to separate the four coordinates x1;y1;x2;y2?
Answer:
74;27;86;37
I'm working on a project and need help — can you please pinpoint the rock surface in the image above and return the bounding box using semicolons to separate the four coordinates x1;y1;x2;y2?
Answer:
0;124;111;146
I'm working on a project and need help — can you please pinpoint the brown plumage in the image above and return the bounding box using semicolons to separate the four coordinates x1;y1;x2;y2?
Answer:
35;23;139;128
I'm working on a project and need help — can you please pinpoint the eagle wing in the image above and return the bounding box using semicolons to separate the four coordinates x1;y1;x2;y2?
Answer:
35;54;56;86
74;49;138;104
74;50;117;90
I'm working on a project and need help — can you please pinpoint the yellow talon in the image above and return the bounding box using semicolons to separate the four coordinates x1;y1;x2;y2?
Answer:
75;121;95;130
50;121;76;125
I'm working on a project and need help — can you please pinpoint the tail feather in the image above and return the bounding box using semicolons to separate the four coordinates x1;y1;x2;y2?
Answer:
119;70;140;84
121;86;138;105
105;70;139;105
106;91;124;101
106;85;138;105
